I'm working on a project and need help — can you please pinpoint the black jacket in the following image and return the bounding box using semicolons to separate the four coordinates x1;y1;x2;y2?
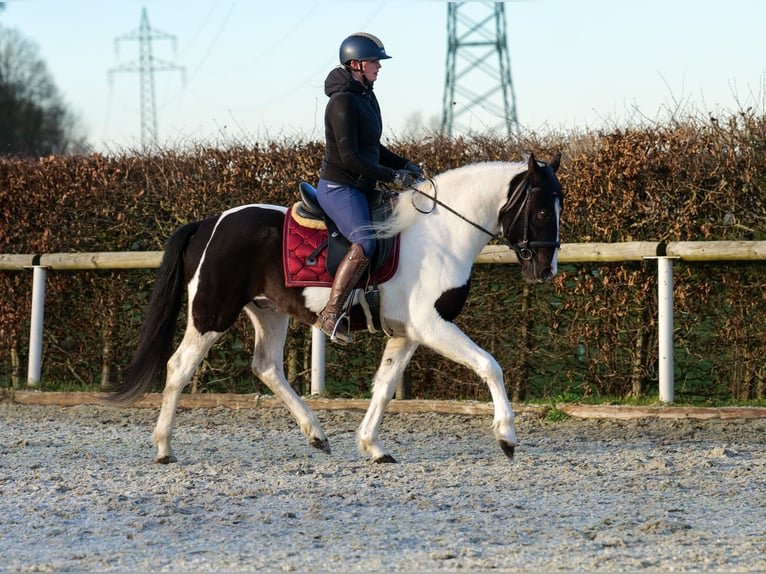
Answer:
320;66;407;193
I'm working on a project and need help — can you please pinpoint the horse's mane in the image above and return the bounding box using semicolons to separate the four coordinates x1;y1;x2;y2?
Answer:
371;187;423;239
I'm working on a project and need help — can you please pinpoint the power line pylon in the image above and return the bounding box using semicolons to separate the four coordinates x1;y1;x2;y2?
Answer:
441;2;519;138
108;7;185;151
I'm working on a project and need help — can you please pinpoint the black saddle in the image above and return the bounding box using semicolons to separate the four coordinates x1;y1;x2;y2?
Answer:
297;182;396;277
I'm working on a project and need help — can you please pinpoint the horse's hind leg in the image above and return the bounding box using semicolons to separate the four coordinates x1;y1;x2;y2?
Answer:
243;304;330;454
153;327;222;463
357;336;419;463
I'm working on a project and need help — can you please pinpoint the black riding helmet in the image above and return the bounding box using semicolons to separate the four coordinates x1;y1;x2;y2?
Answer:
339;32;392;65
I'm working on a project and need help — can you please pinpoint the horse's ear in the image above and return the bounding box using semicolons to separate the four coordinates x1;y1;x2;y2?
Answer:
527;153;538;174
549;152;562;173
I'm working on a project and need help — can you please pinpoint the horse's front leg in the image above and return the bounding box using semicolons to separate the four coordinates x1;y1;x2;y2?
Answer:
486;362;517;459
357;337;419;463
154;329;222;463
418;321;517;459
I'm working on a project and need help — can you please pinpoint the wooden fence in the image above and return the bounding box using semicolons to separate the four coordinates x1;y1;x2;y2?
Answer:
3;240;765;271
2;241;765;402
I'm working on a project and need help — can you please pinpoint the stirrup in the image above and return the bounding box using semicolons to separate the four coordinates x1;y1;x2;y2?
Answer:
316;312;353;345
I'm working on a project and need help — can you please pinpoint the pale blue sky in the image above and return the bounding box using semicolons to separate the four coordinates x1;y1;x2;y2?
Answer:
3;0;766;152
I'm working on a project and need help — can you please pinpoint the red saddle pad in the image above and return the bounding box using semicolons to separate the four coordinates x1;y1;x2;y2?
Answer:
283;206;399;288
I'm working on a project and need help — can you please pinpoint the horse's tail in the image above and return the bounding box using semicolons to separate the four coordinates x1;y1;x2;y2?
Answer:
108;221;201;405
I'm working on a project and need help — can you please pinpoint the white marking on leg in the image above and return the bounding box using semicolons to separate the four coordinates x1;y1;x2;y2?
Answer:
413;317;517;454
153;327;221;462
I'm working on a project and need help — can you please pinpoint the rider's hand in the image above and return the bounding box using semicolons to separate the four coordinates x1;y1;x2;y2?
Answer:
393;169;414;187
404;161;424;177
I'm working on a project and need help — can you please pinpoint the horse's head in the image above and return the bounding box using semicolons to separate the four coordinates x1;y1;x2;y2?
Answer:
499;152;563;283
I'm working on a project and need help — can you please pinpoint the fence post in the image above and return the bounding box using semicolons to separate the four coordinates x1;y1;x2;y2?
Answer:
310;326;326;395
646;256;678;403
27;265;47;386
657;256;677;403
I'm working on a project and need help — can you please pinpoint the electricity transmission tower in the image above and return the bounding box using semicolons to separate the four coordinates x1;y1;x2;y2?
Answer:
441;2;519;138
108;7;185;151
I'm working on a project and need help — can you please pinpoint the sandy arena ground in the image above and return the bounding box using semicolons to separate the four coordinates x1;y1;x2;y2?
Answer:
1;402;765;572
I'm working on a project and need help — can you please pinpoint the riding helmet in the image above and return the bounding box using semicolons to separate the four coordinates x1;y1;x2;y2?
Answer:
339;33;392;65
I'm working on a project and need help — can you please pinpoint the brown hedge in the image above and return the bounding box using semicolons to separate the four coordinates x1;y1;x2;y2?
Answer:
1;115;764;402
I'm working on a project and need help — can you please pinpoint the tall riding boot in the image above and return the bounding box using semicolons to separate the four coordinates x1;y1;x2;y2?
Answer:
315;243;369;344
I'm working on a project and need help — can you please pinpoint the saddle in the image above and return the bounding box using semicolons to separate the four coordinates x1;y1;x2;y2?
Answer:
283;182;400;288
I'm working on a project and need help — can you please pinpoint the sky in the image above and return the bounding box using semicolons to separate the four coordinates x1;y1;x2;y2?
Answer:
2;0;766;153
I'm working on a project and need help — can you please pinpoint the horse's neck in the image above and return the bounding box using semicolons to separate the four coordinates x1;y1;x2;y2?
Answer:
438;162;519;221
415;163;520;259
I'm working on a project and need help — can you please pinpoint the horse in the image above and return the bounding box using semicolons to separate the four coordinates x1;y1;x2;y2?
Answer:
109;152;563;464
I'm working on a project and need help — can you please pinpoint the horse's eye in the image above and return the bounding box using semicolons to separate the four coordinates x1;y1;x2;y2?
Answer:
536;209;551;221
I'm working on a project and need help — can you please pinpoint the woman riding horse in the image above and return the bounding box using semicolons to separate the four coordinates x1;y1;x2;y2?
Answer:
315;32;423;344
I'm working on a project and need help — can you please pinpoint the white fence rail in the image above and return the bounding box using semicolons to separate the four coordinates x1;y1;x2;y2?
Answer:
2;241;765;402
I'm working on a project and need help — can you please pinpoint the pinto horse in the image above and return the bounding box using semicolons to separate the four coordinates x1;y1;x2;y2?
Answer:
110;153;563;464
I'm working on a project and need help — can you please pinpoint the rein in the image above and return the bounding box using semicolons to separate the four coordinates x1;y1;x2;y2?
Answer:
408;174;560;261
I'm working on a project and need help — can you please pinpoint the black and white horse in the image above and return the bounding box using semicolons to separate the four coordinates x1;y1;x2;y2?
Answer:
111;153;563;464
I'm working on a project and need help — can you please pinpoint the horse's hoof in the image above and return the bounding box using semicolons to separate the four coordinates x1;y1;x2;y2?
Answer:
498;440;515;459
310;436;332;454
372;454;398;464
155;455;177;464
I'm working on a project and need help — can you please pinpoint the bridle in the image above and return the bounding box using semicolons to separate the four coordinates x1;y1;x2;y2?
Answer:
498;172;562;260
408;169;561;261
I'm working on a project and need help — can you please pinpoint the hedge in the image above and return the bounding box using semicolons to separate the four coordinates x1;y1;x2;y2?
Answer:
1;116;764;402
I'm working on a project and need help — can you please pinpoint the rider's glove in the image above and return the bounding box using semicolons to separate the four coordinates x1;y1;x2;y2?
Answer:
404;161;424;176
393;169;414;187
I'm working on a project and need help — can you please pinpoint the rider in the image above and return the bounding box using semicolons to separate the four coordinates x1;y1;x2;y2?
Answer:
315;32;423;344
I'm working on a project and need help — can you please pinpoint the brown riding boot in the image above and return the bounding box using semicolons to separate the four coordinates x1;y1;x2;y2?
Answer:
315;243;369;344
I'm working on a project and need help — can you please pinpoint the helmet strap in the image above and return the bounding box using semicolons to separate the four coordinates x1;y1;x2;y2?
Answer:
348;61;373;88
